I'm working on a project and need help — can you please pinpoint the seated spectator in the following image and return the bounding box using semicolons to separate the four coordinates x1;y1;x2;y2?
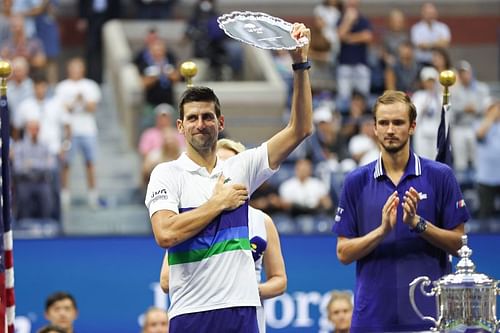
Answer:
12;119;56;220
384;41;421;94
279;158;333;216
326;290;353;333
138;103;184;157
451;60;491;172
412;66;442;159
135;38;180;129
142;128;181;188
431;47;452;73
307;105;348;166
16;73;70;220
44;291;78;333
6;56;34;132
410;2;451;65
0;14;46;71
340;90;369;142
250;180;287;215
475;100;500;221
142;307;169;333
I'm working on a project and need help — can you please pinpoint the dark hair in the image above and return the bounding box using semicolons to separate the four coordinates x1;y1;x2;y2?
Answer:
178;86;221;120
372;90;417;123
31;72;48;84
45;291;78;311
37;324;67;333
432;47;452;70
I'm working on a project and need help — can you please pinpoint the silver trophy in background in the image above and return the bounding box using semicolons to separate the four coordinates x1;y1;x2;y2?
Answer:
409;235;499;332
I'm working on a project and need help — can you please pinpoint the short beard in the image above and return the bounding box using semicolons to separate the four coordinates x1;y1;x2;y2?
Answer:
381;138;407;154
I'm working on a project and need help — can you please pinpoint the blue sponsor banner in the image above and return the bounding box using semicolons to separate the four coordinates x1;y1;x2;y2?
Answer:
13;234;500;333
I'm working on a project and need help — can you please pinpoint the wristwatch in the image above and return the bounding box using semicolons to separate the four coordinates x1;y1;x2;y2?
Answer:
411;216;427;234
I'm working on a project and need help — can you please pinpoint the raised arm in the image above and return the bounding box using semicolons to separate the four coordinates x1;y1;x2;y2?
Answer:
259;214;287;299
151;175;248;248
267;23;313;170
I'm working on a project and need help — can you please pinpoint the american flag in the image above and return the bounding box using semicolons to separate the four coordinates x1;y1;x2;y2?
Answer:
1;90;15;332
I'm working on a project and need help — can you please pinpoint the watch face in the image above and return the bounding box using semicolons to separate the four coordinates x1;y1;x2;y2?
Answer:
217;11;306;50
416;218;427;233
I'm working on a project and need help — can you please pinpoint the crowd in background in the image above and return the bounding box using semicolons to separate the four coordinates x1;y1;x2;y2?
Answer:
1;0;499;234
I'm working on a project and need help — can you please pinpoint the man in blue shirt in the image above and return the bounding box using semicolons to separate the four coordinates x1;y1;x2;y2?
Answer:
332;90;470;333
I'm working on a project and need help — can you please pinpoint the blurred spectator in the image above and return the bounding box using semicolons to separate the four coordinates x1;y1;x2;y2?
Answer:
475;101;500;220
314;0;343;40
33;0;61;84
134;27;160;66
0;14;47;71
142;128;181;188
0;0;12;44
11;0;38;38
12;119;56;220
138;103;184;157
142;307;169;333
77;0;121;83
412;66;442;159
348;116;379;166
16;74;70;220
381;9;409;66
279;158;333;216
37;324;67;333
185;0;242;81
326;290;353;333
384;41;421;94
6;56;34;130
44;291;78;333
249;180;287;215
431;47;452;73
451;60;491;172
307;105;348;166
410;2;451;65
10;0;61;84
309;14;337;93
15;74;70;155
271;49;294;109
134;0;176;19
55;57;102;208
336;0;373;112
340;90;369;142
134;38;180;128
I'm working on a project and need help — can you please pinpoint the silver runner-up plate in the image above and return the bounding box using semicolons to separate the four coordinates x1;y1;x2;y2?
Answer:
217;11;307;50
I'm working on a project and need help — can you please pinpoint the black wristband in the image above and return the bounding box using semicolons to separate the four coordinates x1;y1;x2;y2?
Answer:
292;60;311;71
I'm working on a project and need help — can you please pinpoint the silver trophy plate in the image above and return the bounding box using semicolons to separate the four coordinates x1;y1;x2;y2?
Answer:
217;11;306;50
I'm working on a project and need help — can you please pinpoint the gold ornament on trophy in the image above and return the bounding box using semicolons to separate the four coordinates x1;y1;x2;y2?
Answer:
439;70;456;105
180;61;198;88
0;60;12;96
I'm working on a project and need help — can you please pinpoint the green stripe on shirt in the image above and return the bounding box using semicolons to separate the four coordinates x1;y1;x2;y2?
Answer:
168;238;251;265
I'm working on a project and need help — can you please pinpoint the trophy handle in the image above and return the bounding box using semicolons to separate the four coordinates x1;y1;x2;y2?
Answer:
409;276;438;327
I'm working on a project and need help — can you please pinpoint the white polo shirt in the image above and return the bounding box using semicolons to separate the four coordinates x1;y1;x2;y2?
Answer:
410;20;451;63
146;142;277;319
